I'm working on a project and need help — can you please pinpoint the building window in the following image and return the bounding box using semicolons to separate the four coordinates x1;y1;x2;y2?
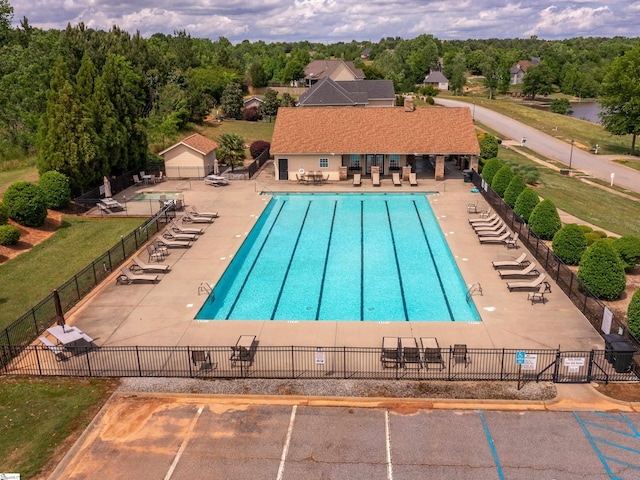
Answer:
319;158;328;168
349;154;360;171
389;154;400;170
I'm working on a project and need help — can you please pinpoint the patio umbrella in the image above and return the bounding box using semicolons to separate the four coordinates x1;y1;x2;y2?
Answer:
103;176;112;198
53;289;66;331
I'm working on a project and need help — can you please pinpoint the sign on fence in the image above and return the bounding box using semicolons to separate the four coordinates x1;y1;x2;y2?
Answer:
563;357;586;373
315;347;325;365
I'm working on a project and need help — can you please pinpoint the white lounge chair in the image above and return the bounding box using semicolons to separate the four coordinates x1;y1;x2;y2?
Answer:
162;227;198;242
472;217;501;231
372;172;381;187
507;273;547;292
497;262;539;279
182;211;214;224
190;206;219;218
473;221;505;234
353;173;361;186
171;219;204;235
492;252;529;269
479;231;512;244
475;226;508;238
469;213;497;224
156;237;192;248
392;172;401;186
116;266;159;284
409;172;418;186
130;255;170;273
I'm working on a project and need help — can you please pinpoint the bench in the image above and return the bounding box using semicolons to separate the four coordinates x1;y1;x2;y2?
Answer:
39;336;67;361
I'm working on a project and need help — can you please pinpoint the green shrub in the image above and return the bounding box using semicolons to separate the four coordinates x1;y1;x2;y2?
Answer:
628;289;640;340
38;170;71;209
503;175;526;207
552;224;587;265
3;181;48;227
577;240;627;300
491;165;514;197
592;230;607;239
481;158;503;185
479;134;499;160
585;232;601;246
0;224;21;245
613;235;640;271
514;187;540;223
578;225;593;234
528;199;562;240
0;201;8;225
512;164;540;185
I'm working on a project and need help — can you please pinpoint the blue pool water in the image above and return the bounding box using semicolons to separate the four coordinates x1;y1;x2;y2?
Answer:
196;193;481;322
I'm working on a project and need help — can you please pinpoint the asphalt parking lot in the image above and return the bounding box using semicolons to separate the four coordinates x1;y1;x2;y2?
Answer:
50;394;640;480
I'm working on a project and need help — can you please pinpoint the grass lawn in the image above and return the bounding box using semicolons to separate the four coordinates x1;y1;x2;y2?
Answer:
0;165;39;197
0;216;144;329
0;377;118;478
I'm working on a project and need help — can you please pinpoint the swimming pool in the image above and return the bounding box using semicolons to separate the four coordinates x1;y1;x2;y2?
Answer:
197;193;481;322
130;192;179;201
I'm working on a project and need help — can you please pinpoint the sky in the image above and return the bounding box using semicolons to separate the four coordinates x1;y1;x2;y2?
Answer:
11;0;640;44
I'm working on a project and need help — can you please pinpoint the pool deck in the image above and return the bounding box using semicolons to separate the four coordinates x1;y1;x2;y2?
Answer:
70;164;605;352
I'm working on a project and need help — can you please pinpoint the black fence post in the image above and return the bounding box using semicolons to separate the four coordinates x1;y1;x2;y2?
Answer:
92;261;97;286
35;346;43;376
31;308;38;335
85;346;92;376
74;275;81;300
121;236;126;260
136;346;142;376
553;349;561;382
500;348;505;380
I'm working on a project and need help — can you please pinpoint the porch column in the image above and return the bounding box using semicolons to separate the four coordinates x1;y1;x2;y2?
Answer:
435;155;445;181
469;155;479;171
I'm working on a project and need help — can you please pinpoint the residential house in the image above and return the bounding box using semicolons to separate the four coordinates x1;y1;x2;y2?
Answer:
298;78;395;107
243;96;264;110
159;133;218;178
270;106;479;182
360;48;372;60
423;71;449;90
510;57;541;84
304;60;365;87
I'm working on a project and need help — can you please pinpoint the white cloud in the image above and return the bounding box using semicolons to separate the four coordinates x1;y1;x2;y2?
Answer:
524;5;614;37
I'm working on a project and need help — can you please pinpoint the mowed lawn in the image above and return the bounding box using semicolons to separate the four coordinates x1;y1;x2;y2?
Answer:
0;216;145;329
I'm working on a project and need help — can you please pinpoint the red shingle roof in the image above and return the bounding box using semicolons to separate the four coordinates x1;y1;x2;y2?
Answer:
159;133;218;156
271;107;480;155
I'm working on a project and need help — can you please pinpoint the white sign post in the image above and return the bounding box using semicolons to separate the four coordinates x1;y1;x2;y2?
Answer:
610;172;615;186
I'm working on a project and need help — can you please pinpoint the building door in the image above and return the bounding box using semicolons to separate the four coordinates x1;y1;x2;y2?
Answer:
278;158;288;180
366;154;384;175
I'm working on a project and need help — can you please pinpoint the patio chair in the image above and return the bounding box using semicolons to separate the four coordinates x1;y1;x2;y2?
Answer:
152;240;170;257
409;172;418;186
492;252;529;269
527;283;548;305
381;337;401;368
452;344;470;367
157;171;165;182
133;174;142;186
162;227;198;242
505;232;520;249
191;350;213;371
230;335;256;367
139;171;145;178
469;213;497;224
130;255;170;273
190;206;219;218
148;174;156;184
182;211;214;224
392;172;402;186
146;245;165;263
497;262;539;279
156;237;192;248
171;219;204;235
467;200;478;213
400;337;421;369
506;273;547;292
116;266;159;285
421;337;445;370
353;173;362;186
372;172;381;187
479;231;511;244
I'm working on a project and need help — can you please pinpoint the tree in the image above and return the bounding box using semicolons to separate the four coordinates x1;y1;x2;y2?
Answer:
479;134;499;160
550;98;573;115
261;88;279;121
216;133;245;172
514;187;539;223
599;44;640;155
220;82;243;120
481;50;501;99
443;52;467;95
628;289;640;340
38;170;71;209
0;0;13;45
246;60;269;88
481;158;502;184
578;240;626;301
528;199;562;240
552;224;587;265
522;63;554;99
491;165;514;197
249;140;270;159
613;235;640;271
503;175;526;207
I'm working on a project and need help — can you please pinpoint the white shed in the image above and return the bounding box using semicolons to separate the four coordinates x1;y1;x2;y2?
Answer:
159;133;218;178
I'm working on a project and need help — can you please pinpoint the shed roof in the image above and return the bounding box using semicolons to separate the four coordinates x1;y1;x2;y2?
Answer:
271;107;479;155
159;133;218;156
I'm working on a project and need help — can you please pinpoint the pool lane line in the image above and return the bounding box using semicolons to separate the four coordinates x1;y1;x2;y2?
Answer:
271;201;312;320
574;412;620;479
315;201;337;320
360;200;364;321
385;201;409;321
226;200;287;319
478;410;505;480
412;200;454;321
276;405;297;480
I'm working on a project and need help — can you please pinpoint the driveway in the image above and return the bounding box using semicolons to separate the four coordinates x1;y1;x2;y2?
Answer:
435;98;640;194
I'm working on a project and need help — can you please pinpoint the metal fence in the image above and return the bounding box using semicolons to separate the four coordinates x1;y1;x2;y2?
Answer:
470;170;635;344
73;169;142;214
247;148;271;178
1;344;637;384
0;215;168;366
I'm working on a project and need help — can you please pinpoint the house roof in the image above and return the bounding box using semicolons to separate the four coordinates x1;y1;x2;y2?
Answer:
244;95;264;106
424;71;449;83
298;78;394;106
304;60;365;81
271;107;480;155
159;133;218;157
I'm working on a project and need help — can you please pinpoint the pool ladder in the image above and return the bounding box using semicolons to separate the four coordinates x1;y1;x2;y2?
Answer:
198;281;213;295
466;283;483;302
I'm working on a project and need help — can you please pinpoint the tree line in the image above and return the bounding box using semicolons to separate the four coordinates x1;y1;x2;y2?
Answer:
1;0;639;192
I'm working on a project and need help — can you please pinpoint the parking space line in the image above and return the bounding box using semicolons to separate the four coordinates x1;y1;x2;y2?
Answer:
385;410;393;480
478;410;504;480
574;412;618;479
164;404;204;480
276;405;297;480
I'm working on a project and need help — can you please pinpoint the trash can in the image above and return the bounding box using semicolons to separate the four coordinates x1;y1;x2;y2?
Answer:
603;333;627;363
611;341;637;373
463;169;473;183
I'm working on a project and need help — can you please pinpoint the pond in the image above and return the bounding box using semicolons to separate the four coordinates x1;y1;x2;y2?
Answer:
569;102;602;124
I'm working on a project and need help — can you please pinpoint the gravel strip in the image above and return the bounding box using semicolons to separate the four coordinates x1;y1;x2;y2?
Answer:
118;377;557;401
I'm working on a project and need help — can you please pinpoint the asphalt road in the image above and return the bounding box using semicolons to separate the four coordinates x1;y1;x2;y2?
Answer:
435;98;640;194
50;398;640;480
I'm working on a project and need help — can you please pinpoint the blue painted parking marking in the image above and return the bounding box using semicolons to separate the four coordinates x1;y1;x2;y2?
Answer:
479;410;505;480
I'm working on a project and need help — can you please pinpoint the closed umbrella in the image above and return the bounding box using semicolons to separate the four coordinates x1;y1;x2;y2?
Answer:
103;176;112;198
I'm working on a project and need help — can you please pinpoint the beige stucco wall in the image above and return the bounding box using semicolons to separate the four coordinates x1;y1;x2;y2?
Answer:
274;154;344;181
163;145;216;178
